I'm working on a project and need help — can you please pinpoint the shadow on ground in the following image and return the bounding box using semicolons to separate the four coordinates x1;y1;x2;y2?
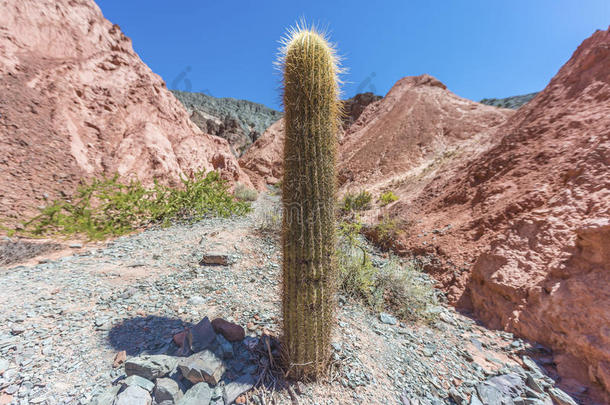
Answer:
107;315;192;356
0;239;63;267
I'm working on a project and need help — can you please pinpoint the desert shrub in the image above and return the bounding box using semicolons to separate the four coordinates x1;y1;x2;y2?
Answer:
379;190;399;206
337;222;437;323
233;183;258;201
337;220;376;303
374;257;438;323
256;204;282;235
341;190;372;212
337;241;377;304
19;171;250;240
372;214;402;249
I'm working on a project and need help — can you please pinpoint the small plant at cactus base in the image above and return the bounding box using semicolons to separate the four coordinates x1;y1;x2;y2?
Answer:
255;203;282;235
233;182;258;202
369;213;408;250
278;22;342;380
379;190;399;206
13;171;250;240
341;190;373;212
337;219;439;323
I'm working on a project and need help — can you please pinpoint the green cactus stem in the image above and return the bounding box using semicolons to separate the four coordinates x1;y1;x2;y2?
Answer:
279;24;342;380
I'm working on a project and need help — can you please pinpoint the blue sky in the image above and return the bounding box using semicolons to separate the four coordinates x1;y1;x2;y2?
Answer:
95;0;609;110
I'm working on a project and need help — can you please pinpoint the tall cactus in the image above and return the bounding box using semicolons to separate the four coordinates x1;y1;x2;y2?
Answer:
279;24;342;380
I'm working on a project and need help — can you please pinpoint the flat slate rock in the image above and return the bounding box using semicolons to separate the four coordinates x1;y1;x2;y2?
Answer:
548;387;578;405
177;382;212;405
90;386;121;405
153;378;183;403
188;317;217;352
476;373;525;405
223;374;255;404
122;375;155;392
179;350;226;385
114;385;152;405
125;355;177;380
200;253;229;266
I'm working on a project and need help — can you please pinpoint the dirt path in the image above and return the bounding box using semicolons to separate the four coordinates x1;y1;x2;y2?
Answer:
0;195;585;404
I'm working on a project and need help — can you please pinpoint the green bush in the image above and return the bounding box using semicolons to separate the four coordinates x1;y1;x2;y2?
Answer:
379;190;399;206
233;183;258;201
375;257;438;323
19;171;250;240
337;219;437;323
341;190;372;212
372;214;401;249
256;204;282;235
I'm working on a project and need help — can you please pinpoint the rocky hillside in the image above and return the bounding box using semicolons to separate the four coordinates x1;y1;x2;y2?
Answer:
379;28;609;401
239;91;383;189
171;91;282;156
172;91;381;158
338;74;512;190
241;74;512;191
480;92;538;109
0;0;250;224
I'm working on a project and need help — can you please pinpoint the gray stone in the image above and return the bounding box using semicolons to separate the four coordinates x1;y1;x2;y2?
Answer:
153;378;183;403
548;388;577;405
114;385;152;405
199;253;229;266
379;312;397;325
177;382;212;405
448;387;467;405
216;334;234;359
122;375;155;392
476;373;525;405
523;399;550;405
179;350;226;385
90;385;121;405
187;296;205;306
125;355;177;380
188;317;217;352
525;374;544;394
0;358;9;374
223;374;255;404
469;394;484;405
522;356;546;377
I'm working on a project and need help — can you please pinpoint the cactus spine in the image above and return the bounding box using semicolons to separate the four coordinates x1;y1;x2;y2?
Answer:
279;25;341;380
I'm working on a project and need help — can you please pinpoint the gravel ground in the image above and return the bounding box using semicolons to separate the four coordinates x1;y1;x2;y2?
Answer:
0;195;588;404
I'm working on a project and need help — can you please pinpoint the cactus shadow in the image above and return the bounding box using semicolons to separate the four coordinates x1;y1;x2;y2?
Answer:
107;315;192;356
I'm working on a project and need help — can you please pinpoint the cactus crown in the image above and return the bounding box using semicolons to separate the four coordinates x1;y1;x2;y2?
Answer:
277;22;343;118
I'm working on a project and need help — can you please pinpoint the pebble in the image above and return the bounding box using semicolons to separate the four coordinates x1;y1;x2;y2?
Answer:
187;296;206;306
379;312;398;325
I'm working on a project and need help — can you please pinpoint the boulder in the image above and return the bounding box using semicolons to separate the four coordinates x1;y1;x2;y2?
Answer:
187;317;217;352
125;355;177;381
153;378;183;403
114;385;151;405
178;350;226;385
211;318;245;342
177;382;212;405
